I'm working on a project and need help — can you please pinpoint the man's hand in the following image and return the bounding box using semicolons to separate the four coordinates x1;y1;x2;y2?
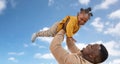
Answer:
67;37;76;43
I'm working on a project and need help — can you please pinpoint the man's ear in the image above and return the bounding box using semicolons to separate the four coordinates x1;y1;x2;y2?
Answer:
89;54;95;59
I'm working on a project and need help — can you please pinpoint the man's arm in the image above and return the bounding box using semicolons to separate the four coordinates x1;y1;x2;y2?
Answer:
50;29;69;64
66;37;80;53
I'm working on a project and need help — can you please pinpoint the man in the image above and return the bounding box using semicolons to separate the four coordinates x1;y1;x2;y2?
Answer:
31;7;93;42
50;29;108;64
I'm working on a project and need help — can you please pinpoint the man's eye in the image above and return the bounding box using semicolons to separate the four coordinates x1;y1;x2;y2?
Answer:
91;46;94;49
91;46;92;48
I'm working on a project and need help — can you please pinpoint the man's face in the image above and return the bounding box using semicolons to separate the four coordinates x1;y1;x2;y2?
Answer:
77;12;90;25
82;44;101;58
81;44;102;63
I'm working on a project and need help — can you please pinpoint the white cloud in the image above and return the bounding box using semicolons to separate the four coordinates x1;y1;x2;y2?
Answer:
75;43;87;50
31;43;37;46
91;17;104;32
48;0;54;6
104;41;120;56
105;21;110;26
0;0;6;14
8;57;18;62
34;53;54;59
108;9;120;19
8;52;24;63
89;40;120;56
94;0;118;10
38;37;53;43
104;22;120;36
109;59;120;64
8;52;25;56
31;43;46;48
64;42;86;52
38;35;66;44
40;27;49;31
34;53;41;59
78;0;90;5
0;0;17;14
41;53;54;59
24;43;29;47
91;17;120;36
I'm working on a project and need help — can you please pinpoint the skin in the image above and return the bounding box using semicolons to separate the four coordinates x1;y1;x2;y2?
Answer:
81;44;101;63
77;11;90;25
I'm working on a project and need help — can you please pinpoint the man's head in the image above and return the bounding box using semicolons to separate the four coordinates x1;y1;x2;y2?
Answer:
81;44;108;64
77;7;93;25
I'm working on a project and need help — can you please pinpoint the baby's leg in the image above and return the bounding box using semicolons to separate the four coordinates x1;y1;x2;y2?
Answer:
36;22;59;37
31;22;59;42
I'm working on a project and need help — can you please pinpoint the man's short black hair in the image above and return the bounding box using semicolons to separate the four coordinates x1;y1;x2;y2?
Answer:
100;44;108;62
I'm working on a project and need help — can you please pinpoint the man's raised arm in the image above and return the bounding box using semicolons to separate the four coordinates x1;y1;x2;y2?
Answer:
66;37;80;53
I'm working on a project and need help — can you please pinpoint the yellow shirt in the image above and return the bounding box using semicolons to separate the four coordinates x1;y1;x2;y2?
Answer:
57;16;80;37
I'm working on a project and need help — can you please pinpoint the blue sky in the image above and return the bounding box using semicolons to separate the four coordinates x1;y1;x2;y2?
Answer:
0;0;120;64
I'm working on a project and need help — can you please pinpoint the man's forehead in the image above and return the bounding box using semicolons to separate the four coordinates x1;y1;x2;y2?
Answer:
87;44;101;50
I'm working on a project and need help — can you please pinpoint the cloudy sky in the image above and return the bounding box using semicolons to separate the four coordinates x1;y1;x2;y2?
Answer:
0;0;120;64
